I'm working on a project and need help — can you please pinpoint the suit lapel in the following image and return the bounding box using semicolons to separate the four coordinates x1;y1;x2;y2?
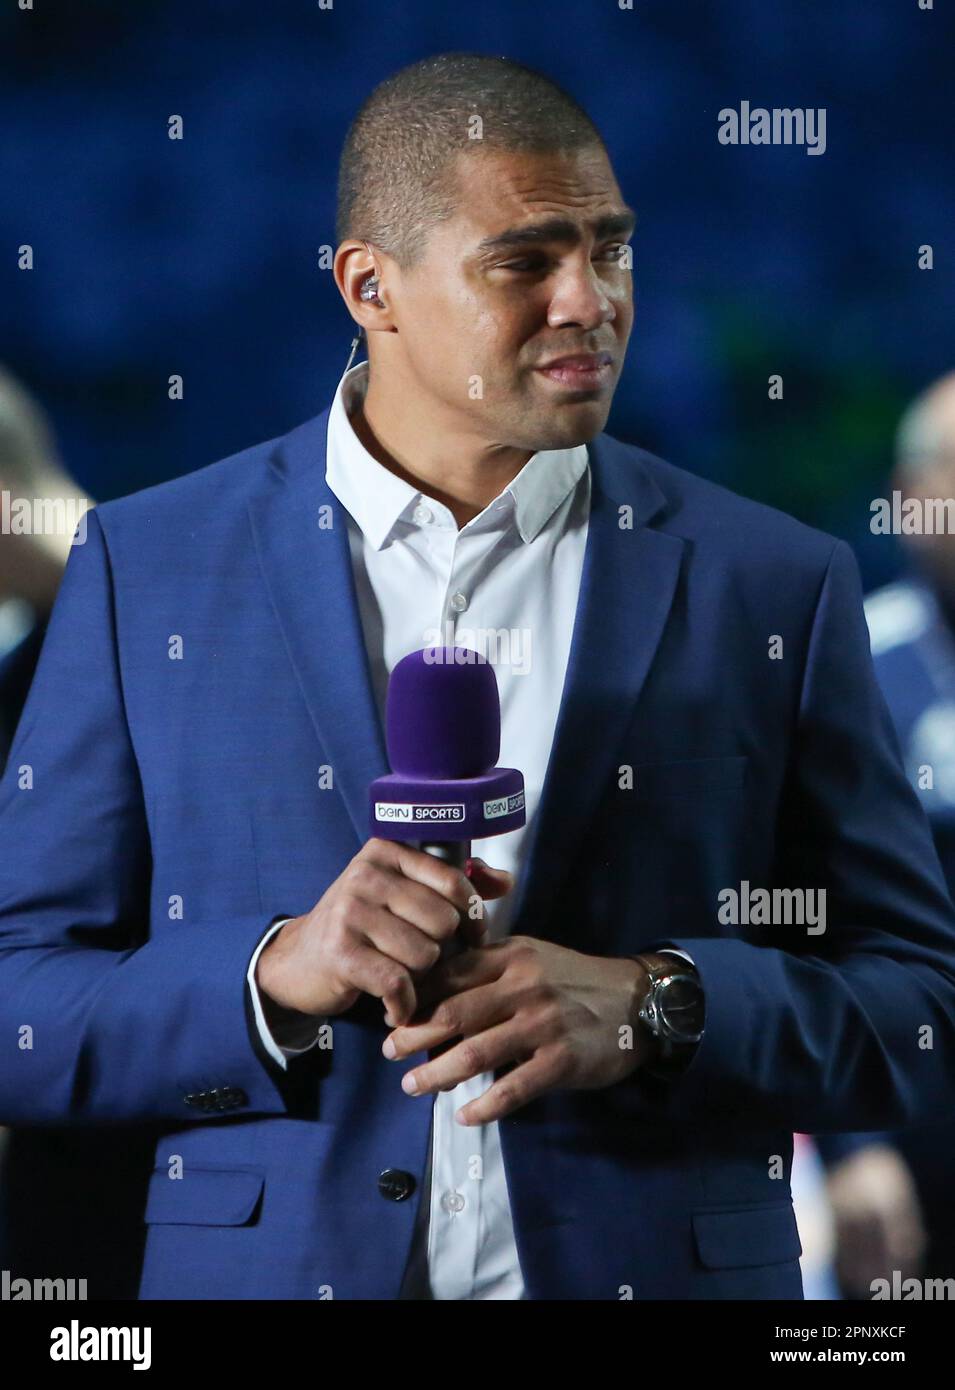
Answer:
247;406;389;846
509;434;685;939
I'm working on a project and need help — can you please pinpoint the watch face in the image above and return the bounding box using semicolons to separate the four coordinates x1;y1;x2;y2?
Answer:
658;974;705;1042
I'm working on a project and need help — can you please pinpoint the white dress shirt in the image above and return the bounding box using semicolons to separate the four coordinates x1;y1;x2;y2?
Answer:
246;360;691;1299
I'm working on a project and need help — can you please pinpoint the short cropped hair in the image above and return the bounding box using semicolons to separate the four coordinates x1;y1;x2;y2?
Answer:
336;52;607;269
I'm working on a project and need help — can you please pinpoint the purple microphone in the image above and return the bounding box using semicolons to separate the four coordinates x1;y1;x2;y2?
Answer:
369;647;525;879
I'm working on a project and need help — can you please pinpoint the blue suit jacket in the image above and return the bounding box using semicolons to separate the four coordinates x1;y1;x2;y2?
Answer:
2;408;955;1301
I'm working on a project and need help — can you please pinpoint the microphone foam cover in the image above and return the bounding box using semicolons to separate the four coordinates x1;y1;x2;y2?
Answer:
386;647;500;780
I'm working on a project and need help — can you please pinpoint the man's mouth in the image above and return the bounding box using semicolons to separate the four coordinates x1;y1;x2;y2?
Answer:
534;352;614;390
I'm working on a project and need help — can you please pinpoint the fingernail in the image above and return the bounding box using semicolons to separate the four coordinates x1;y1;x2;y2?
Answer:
382;1037;396;1059
402;1072;419;1095
464;858;474;878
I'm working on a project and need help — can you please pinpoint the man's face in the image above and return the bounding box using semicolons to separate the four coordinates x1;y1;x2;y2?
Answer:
384;144;635;452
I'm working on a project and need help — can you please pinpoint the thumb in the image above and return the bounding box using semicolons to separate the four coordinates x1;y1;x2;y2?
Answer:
465;856;515;900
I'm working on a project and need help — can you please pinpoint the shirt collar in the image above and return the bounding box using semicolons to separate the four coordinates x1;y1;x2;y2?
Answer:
325;361;589;551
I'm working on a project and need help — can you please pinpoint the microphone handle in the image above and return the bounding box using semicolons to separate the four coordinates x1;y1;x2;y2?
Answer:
418;840;471;961
417;841;471;1060
418;840;470;868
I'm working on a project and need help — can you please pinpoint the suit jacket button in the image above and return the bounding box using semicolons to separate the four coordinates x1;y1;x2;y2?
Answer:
215;1087;247;1110
378;1169;416;1202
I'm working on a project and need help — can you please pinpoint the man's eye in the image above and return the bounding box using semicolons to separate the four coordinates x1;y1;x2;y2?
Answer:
499;246;630;273
500;256;548;273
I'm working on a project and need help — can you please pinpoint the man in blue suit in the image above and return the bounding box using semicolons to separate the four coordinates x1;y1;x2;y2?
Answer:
2;53;955;1302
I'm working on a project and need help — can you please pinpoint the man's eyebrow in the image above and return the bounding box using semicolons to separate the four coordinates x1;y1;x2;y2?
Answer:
474;208;637;254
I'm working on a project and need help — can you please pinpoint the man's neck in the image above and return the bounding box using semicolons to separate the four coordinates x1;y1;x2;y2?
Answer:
352;372;534;530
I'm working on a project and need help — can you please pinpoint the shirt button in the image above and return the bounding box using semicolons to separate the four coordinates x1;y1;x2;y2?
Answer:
449;592;468;613
413;504;433;525
440;1189;466;1215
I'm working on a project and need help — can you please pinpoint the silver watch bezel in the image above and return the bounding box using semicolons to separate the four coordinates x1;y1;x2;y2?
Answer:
637;968;705;1048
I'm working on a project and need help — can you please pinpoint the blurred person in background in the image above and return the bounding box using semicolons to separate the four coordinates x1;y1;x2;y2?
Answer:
0;366;92;769
0;367;91;1179
819;370;955;1297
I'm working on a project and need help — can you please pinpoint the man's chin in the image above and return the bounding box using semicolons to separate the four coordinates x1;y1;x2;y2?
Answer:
531;409;611;452
509;395;613;453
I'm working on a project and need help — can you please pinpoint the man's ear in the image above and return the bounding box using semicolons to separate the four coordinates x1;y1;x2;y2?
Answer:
334;240;393;330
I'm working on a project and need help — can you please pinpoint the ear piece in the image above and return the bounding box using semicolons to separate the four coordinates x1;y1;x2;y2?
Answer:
359;240;385;305
345;254;384;372
360;275;384;305
343;324;364;373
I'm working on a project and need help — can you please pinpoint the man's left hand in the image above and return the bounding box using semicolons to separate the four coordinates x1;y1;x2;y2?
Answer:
381;936;658;1125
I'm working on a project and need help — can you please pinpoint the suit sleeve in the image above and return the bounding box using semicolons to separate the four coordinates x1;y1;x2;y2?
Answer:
653;539;955;1133
0;509;295;1126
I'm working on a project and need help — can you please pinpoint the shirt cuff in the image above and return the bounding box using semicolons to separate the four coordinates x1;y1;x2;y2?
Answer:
247;918;325;1070
655;948;696;968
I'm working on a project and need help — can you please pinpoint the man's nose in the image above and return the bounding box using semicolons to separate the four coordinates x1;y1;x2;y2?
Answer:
546;258;617;331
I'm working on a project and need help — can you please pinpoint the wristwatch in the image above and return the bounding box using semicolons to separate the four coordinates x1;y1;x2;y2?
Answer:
632;954;705;1066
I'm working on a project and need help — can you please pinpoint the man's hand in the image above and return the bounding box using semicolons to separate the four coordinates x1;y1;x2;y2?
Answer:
382;937;661;1125
255;839;513;1027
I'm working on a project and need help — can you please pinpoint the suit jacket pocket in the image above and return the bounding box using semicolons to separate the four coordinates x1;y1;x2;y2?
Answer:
142;1165;265;1227
692;1201;802;1269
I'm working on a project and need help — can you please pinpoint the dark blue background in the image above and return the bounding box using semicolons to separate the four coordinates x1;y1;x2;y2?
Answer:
2;0;953;589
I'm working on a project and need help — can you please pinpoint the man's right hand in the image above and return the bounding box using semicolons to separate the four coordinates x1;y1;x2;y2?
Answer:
255;837;513;1028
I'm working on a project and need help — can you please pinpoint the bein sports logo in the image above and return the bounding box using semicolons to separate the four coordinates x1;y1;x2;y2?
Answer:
483;791;526;820
375;802;465;823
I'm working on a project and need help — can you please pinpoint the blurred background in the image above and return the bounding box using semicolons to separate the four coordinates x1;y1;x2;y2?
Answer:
1;0;954;1301
1;0;953;589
